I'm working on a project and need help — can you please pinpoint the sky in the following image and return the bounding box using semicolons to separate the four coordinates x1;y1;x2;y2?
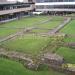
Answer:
7;0;23;2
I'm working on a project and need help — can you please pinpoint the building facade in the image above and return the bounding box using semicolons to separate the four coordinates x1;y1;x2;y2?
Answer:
0;0;16;4
35;0;75;2
35;0;75;14
0;0;8;3
0;0;35;21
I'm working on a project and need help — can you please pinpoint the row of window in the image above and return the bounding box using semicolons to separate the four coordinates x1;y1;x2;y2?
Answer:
44;0;75;2
36;5;75;9
36;0;75;2
0;4;30;11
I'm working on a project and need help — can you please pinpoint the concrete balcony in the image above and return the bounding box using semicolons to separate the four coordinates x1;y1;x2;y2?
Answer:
36;8;75;12
0;7;33;15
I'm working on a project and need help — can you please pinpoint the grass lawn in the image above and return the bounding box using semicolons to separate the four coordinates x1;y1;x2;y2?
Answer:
0;16;50;38
31;21;62;33
0;58;66;75
60;20;75;34
31;29;49;33
51;16;65;21
0;16;70;75
0;28;20;39
0;16;50;28
60;20;75;42
56;18;75;64
1;34;51;56
56;47;75;64
0;16;65;38
37;21;62;29
64;37;75;42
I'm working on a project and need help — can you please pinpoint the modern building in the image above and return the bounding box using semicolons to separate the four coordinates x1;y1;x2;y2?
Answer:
35;0;75;14
0;0;35;21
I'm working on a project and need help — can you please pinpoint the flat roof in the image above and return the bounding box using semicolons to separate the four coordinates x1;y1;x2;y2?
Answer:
35;2;75;5
0;2;34;6
0;2;35;5
0;2;16;5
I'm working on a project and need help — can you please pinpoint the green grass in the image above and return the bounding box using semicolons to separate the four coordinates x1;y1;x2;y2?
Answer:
31;21;62;33
0;58;26;75
0;16;64;37
61;20;75;42
0;16;50;38
0;16;70;75
37;21;62;29
51;16;65;21
31;29;49;33
0;28;20;39
64;37;75;42
56;47;75;64
57;18;75;64
0;58;66;75
0;15;64;55
1;34;51;56
60;20;75;42
61;20;75;34
0;16;50;28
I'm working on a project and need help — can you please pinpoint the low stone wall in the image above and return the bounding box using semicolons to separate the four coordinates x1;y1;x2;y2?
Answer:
64;42;75;49
0;48;75;75
0;48;34;67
